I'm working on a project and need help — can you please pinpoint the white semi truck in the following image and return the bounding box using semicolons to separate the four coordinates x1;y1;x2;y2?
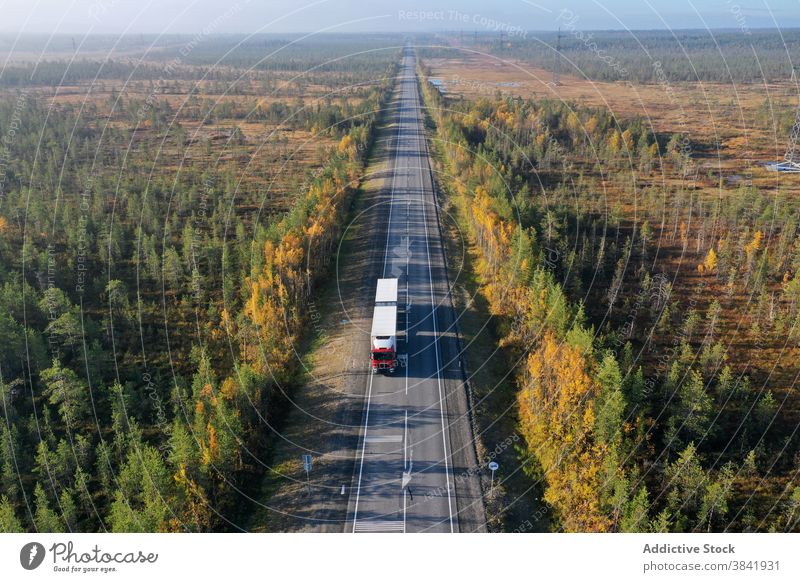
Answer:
371;278;398;373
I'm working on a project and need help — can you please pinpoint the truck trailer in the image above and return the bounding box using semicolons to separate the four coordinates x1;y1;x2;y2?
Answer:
371;278;398;373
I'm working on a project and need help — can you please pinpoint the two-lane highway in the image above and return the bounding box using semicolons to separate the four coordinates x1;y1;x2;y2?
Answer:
348;46;459;533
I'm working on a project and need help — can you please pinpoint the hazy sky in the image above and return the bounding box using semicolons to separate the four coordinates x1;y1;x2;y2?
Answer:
0;0;798;34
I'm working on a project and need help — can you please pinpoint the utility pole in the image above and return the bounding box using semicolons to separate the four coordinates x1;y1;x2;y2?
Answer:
783;100;800;169
768;66;800;172
552;28;562;86
786;67;800;167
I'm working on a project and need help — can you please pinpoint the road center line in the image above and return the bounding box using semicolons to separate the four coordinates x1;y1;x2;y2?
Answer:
414;62;455;532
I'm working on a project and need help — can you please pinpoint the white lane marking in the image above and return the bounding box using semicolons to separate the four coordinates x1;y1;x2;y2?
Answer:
403;408;408;533
403;488;407;534
352;369;375;532
381;65;404;279
353;57;406;532
354;520;405;532
404;409;408;469
364;435;403;443
403;62;411;532
415;66;455;532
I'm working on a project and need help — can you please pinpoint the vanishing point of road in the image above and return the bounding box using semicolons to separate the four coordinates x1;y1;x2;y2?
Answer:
347;45;484;533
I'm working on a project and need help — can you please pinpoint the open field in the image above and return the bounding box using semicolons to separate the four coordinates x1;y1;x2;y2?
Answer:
425;50;800;178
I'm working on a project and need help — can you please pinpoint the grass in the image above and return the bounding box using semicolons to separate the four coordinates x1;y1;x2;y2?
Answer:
248;458;301;533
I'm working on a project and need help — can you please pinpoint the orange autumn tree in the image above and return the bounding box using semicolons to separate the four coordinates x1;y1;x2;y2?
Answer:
517;331;612;532
337;134;356;158
241;152;359;375
699;247;717;275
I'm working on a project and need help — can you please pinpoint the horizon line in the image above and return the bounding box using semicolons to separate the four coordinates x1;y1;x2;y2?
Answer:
2;27;800;37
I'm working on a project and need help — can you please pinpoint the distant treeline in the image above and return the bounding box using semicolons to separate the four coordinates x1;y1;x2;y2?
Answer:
0;35;407;88
427;30;800;83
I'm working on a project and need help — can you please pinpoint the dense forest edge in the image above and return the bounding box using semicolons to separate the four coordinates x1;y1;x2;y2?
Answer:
418;56;800;532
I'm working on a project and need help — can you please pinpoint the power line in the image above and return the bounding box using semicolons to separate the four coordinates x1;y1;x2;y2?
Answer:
768;66;800;172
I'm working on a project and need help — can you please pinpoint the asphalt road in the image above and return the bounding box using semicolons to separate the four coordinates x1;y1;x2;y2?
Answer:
348;46;469;533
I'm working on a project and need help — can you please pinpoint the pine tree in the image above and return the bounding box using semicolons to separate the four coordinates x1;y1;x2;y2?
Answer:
40;360;89;428
108;445;173;532
595;353;626;446
59;489;78;531
620;487;650;532
649;509;672;533
664;443;706;521
754;391;777;434
0;496;23;532
33;483;64;533
675;369;713;441
698;463;734;532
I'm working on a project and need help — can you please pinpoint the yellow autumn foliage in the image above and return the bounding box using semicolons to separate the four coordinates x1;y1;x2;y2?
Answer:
702;248;718;274
518;333;612;532
745;230;763;257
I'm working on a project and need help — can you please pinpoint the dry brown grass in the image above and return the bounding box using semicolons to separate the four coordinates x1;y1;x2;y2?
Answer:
427;52;800;181
0;74;352;217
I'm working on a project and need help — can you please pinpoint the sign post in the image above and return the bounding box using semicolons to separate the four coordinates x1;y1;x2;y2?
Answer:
302;454;312;485
488;461;499;493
